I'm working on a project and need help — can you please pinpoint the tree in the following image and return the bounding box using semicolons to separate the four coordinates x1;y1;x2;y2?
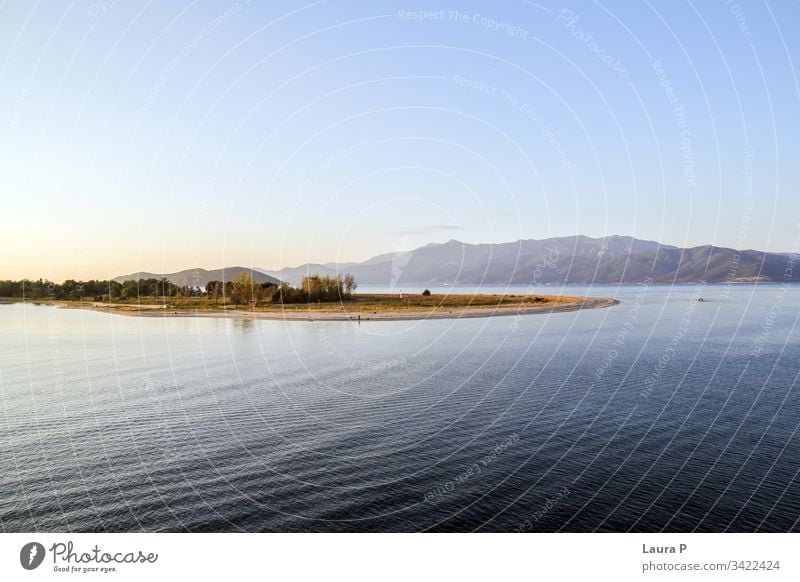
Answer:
302;274;322;300
120;280;139;300
206;280;222;304
422;289;431;296
156;277;173;300
344;273;357;296
232;272;259;306
272;282;306;304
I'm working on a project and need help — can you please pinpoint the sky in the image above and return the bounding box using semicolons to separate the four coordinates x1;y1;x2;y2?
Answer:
1;0;799;281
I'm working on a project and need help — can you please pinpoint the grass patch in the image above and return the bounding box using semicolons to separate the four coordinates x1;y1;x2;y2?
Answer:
49;293;581;314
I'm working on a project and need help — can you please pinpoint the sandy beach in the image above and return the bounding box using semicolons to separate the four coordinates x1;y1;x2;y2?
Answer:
62;296;618;322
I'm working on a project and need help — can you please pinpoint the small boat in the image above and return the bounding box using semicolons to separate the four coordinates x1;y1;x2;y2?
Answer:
696;297;705;302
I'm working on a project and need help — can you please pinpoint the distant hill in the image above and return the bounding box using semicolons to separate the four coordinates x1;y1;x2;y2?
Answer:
259;235;798;286
113;267;280;288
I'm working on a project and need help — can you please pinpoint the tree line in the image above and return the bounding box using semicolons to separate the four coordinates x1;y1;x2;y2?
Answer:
0;272;358;306
0;277;194;301
272;273;357;304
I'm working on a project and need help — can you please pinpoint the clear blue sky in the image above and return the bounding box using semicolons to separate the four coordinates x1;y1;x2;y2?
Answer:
1;0;798;280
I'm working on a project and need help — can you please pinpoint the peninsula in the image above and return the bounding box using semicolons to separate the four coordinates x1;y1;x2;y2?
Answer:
63;293;616;322
1;271;617;322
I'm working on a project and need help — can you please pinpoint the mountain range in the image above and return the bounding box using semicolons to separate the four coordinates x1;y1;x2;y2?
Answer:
114;235;798;288
259;235;797;286
112;267;280;287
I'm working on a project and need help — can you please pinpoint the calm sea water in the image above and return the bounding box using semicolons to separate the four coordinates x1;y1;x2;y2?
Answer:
1;283;799;532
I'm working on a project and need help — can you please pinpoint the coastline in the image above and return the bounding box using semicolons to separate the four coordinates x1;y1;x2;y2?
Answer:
57;296;619;322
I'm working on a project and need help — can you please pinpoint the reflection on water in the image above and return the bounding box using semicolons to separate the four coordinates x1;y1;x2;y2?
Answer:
232;318;256;333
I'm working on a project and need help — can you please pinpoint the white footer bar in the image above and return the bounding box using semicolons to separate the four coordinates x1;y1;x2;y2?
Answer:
1;533;795;581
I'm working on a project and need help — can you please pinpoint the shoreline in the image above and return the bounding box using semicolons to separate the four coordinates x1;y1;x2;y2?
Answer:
57;296;619;322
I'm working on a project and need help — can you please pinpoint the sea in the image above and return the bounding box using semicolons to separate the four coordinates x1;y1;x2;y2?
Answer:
1;283;799;532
